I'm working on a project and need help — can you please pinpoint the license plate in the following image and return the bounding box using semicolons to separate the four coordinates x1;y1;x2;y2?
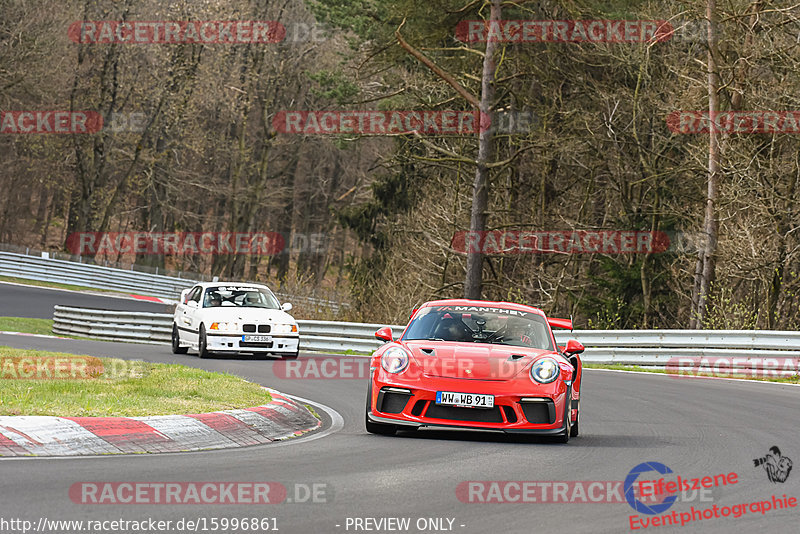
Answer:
242;335;272;343
436;391;494;409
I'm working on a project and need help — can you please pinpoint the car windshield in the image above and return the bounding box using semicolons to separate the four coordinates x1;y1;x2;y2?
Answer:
402;305;554;350
203;286;280;309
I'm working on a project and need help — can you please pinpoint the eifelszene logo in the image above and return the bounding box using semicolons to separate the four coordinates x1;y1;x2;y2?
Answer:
753;446;793;483
625;462;678;515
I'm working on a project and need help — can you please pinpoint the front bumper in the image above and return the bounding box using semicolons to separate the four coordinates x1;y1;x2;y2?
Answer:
206;333;299;353
368;373;571;433
366;412;567;435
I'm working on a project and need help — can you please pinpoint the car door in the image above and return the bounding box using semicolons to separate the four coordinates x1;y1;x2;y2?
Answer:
179;286;202;345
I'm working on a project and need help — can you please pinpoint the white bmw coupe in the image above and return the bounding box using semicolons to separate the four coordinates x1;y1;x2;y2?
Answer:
172;282;299;359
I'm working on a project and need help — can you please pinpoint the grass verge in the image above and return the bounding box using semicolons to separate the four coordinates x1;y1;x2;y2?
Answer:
584;363;800;384
0;317;55;336
0;275;117;294
0;346;272;416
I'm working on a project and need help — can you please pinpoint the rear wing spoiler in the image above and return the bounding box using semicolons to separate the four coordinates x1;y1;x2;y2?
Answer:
547;317;573;331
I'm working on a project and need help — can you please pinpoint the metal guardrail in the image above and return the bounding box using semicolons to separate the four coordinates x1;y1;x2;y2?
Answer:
0;250;346;312
51;306;800;364
0;242;207;280
549;330;800;366
1;251;198;299
53;306;174;345
53;306;401;351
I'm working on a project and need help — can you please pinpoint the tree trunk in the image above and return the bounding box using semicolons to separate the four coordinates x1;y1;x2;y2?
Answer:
690;0;721;328
464;0;501;299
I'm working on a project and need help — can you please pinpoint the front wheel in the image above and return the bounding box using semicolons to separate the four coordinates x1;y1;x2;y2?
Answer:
554;396;571;443
366;418;397;436
198;324;210;359
570;404;580;437
171;325;188;354
365;384;397;436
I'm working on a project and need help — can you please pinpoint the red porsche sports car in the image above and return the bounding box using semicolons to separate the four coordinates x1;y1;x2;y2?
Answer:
366;299;584;443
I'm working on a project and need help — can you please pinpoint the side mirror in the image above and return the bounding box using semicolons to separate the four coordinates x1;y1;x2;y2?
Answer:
187;300;198;308
375;326;394;342
564;339;585;355
180;289;190;303
281;302;293;312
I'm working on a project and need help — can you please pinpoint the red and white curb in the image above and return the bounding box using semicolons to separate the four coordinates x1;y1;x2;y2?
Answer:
128;294;177;305
0;389;320;457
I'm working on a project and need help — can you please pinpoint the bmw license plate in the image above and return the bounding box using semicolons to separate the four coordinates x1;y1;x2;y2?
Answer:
436;391;494;409
242;335;272;343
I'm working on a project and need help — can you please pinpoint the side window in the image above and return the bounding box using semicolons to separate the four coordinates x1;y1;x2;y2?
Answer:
532;322;550;350
189;287;202;303
183;287;196;304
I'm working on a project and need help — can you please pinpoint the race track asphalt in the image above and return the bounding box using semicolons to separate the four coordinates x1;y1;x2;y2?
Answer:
0;286;798;533
0;281;172;319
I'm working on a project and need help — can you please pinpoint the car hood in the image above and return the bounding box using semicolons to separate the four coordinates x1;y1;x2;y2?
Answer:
403;340;555;380
202;307;295;323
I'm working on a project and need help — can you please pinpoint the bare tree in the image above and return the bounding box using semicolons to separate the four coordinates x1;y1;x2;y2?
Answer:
690;0;721;328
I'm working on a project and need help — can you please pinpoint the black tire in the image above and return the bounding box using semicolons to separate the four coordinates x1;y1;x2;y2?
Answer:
198;324;210;359
570;404;580;437
283;352;299;360
554;396;571;443
171;325;188;354
366;418;397;436
365;384;397;436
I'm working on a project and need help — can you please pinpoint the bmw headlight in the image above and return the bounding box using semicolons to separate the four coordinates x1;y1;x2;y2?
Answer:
381;346;410;374
210;322;238;332
273;324;298;334
530;357;560;384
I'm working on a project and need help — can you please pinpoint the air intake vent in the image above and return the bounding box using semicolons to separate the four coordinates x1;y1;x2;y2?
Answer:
411;400;426;416
501;406;518;423
519;399;555;424
377;388;412;414
424;404;503;423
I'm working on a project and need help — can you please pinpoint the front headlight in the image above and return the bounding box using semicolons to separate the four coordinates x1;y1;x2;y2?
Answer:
381;346;410;374
209;322;238;332
530;357;560;384
273;324;298;334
